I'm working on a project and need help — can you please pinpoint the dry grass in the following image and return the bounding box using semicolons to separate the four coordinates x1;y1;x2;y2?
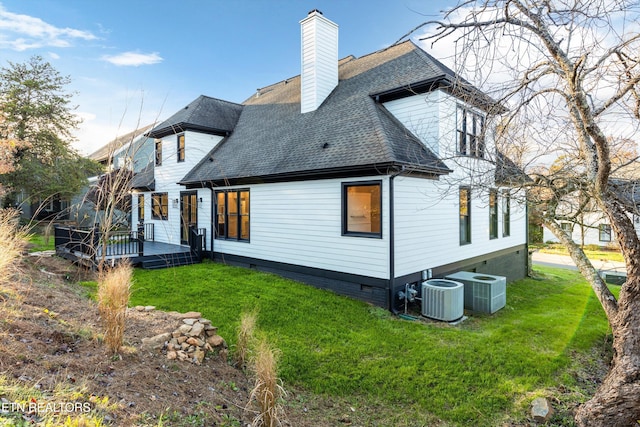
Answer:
235;310;258;369
248;337;286;427
0;208;26;288
97;261;132;354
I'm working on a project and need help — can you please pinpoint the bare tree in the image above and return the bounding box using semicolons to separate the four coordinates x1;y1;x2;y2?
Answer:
411;1;640;425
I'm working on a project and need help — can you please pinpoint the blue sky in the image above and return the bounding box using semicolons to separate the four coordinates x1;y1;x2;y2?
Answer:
0;0;455;155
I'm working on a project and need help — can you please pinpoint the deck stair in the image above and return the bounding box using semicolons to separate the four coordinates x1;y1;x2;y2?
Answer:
140;251;199;269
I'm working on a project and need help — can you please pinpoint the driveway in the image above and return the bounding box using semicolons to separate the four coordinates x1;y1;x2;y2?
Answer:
531;251;626;274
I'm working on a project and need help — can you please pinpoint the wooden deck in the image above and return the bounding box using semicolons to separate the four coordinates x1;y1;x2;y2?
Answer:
54;224;205;269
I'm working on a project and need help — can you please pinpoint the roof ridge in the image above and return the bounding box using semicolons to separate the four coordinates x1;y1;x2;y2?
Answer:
197;94;243;107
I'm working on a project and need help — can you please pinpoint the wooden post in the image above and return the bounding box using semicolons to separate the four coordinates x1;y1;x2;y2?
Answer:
137;221;144;257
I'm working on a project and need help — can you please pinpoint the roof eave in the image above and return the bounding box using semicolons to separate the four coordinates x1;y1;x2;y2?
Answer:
179;162;451;188
371;75;507;115
147;122;231;139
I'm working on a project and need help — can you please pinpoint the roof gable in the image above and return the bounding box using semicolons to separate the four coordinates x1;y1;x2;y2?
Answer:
147;95;243;139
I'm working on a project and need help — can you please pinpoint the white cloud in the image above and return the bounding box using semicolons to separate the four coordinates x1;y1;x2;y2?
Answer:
0;4;96;51
48;51;60;60
101;51;163;67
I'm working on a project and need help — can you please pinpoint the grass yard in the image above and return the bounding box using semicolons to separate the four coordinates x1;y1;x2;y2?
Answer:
532;243;625;263
26;233;55;252
130;262;613;426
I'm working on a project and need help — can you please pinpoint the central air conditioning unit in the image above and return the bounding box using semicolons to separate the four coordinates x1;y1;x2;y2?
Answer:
421;279;464;322
445;272;506;314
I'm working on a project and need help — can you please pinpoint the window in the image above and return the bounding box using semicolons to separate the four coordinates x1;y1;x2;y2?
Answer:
502;190;510;237
155;139;162;166
489;189;498;239
215;190;250;241
342;182;382;238
460;187;471;245
599;224;612;242
137;194;145;222
177;134;185;162
561;222;572;233
457;106;485;158
151;193;168;220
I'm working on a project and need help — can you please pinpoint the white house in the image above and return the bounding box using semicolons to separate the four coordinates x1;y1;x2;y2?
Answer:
543;179;640;247
131;10;528;311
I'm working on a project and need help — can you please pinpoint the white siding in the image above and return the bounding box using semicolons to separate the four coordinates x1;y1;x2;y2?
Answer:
214;177;390;279
384;91;441;155
543;211;640;247
393;176;528;277
134;131;222;249
300;11;338;113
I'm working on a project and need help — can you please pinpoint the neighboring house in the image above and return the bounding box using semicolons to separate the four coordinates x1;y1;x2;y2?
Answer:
66;125;155;227
131;10;528;311
88;124;155;173
543;180;640;247
15;190;70;221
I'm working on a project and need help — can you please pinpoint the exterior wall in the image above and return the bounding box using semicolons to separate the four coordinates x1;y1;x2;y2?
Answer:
383;90;441;155
113;136;154;173
211;174;528;309
393;175;528;279
132;130;222;249
213;176;390;279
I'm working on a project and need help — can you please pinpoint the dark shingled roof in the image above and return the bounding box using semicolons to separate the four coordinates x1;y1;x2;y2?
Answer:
147;95;243;139
88;124;155;163
131;162;155;191
180;41;462;186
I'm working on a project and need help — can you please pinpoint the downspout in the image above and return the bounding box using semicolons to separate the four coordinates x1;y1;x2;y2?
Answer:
209;185;215;261
526;192;530;277
389;166;405;314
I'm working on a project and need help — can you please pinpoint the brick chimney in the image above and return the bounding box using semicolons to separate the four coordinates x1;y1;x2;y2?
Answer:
300;9;338;113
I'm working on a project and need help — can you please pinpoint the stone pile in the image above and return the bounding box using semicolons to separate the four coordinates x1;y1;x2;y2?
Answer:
140;311;228;365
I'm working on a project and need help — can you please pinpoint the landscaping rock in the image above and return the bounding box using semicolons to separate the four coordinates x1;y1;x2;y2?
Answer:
531;397;554;423
140;315;227;365
188;322;204;336
141;332;171;351
179;311;201;319
207;335;226;348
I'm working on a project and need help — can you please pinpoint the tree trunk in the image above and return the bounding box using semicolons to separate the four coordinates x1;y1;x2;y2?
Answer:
574;275;640;426
575;203;640;426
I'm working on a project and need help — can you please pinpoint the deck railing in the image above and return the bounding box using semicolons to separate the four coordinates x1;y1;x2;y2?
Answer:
144;223;155;242
189;227;207;262
54;224;147;261
54;225;98;259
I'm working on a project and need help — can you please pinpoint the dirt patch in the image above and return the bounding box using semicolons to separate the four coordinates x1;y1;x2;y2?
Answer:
1;255;399;426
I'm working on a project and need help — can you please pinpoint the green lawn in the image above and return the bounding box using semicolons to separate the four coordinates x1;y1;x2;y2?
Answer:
130;262;612;426
532;243;625;263
26;233;55;252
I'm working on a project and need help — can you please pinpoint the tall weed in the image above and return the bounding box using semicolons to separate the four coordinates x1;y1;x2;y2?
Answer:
0;208;26;287
235;310;257;369
97;261;131;354
249;337;285;427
